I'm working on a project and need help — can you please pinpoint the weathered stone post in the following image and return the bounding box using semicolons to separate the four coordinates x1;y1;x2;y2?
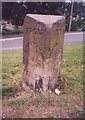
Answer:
23;14;65;92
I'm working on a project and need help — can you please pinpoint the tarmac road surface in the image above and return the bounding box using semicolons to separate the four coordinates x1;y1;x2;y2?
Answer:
0;32;84;50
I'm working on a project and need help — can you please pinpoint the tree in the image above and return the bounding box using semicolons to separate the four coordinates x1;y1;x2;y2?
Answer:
2;2;84;31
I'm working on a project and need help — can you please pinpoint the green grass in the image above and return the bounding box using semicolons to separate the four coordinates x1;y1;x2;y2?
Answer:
2;43;84;118
2;50;23;97
62;43;83;95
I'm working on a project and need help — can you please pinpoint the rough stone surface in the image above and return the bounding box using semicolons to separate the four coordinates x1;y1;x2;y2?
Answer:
23;14;65;92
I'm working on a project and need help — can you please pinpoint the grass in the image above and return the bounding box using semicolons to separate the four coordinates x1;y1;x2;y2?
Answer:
62;43;83;94
2;50;23;97
2;43;84;118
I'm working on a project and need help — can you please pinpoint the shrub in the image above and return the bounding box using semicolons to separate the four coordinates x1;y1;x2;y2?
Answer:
2;29;23;35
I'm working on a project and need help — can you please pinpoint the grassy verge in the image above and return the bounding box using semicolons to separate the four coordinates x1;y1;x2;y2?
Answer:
2;29;23;35
2;43;84;118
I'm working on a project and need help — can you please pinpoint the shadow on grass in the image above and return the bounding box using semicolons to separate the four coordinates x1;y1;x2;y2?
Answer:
2;86;18;96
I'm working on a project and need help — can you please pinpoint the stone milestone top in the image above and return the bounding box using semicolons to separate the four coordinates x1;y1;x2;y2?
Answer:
26;14;65;25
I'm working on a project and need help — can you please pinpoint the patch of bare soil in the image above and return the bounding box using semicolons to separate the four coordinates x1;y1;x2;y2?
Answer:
2;91;83;118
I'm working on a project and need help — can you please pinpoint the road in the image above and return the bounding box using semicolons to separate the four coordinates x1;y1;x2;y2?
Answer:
0;32;84;50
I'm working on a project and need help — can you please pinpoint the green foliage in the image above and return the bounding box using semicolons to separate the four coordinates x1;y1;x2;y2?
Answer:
2;2;84;31
71;19;84;31
2;29;23;35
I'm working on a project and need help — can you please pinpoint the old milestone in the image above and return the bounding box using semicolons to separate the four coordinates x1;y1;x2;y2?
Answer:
23;14;65;92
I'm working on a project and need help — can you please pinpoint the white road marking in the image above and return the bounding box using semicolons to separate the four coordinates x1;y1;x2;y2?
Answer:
0;32;83;42
65;32;83;35
0;47;22;50
0;37;23;42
